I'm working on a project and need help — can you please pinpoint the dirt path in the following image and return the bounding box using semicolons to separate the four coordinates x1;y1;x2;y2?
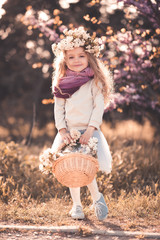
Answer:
0;225;160;240
0;230;159;240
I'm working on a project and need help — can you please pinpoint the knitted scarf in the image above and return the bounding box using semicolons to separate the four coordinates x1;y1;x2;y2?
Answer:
53;67;94;99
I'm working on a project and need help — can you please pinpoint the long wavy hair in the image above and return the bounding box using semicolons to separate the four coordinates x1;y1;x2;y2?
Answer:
52;49;114;104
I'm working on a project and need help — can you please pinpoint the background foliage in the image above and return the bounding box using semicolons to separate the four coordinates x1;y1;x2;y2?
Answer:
0;0;160;142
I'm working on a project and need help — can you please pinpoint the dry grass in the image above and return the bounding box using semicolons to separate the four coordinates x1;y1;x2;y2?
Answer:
0;191;159;231
0;119;160;231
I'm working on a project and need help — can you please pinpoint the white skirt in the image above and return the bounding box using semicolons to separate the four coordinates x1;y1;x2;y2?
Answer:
51;130;112;174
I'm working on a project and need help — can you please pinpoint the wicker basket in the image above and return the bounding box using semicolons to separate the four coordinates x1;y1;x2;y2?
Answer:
52;152;99;188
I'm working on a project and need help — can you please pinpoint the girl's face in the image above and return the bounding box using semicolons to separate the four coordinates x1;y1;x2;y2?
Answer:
65;47;88;72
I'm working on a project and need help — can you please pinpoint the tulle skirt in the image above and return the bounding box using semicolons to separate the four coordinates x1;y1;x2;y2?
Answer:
51;130;112;174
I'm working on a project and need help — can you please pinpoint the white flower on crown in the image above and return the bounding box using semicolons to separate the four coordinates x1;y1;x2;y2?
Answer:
52;26;104;57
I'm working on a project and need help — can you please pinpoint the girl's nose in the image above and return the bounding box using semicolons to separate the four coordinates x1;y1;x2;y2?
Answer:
75;57;80;62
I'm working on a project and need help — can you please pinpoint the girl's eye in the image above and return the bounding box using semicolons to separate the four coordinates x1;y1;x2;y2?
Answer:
80;55;85;58
69;56;74;59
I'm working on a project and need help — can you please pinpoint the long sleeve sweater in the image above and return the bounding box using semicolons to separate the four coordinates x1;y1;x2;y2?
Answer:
54;79;104;131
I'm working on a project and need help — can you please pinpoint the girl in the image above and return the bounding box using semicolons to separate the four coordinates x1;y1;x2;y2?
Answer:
51;27;113;221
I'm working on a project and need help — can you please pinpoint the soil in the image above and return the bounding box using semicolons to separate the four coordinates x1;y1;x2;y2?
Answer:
0;216;160;240
0;229;159;240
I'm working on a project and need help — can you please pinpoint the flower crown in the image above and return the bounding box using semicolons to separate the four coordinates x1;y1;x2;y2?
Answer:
52;26;104;57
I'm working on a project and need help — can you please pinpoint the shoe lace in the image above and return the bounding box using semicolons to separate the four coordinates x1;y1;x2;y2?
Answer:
94;201;107;216
75;206;82;214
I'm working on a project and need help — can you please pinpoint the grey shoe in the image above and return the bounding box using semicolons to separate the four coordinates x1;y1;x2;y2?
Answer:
94;194;108;221
69;205;85;220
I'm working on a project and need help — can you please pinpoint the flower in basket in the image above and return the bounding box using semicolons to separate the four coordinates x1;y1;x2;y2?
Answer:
59;129;98;158
70;128;81;141
83;137;98;157
39;129;98;175
39;148;55;174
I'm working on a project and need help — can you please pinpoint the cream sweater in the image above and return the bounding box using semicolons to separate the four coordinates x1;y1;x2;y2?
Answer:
54;79;104;131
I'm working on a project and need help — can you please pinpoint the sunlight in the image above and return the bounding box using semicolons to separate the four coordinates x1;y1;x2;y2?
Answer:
0;26;12;40
134;46;144;56
124;5;138;19
119;44;128;52
151;0;156;3
38;10;50;21
59;0;79;9
100;0;124;15
26;40;36;49
0;0;7;19
102;119;155;143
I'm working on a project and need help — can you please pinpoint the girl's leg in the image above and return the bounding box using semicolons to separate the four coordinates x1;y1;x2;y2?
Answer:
87;178;101;202
69;187;84;219
69;187;82;207
87;178;108;221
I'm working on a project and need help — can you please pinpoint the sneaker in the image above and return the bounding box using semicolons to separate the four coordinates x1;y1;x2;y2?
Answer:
94;194;108;221
69;205;85;220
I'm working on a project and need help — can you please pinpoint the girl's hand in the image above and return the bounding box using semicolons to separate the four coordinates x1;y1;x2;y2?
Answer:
79;126;96;145
59;128;72;145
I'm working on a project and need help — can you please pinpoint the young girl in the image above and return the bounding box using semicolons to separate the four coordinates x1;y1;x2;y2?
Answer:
51;27;113;221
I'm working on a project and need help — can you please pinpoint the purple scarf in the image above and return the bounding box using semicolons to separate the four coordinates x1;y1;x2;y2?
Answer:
53;67;94;98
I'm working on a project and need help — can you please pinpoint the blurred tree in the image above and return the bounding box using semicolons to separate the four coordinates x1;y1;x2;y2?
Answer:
0;0;60;99
108;0;160;124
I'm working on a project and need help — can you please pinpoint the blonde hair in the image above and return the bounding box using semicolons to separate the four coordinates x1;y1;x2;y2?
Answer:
87;53;114;104
52;50;114;104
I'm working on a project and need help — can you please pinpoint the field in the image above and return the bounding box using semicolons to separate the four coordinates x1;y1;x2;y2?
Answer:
0;119;160;233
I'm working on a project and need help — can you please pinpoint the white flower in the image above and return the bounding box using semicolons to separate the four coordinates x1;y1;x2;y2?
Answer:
39;148;56;174
63;148;71;153
86;48;95;53
66;42;75;50
63;28;68;35
70;129;81;141
93;146;97;151
52;43;57;51
92;137;98;143
77;26;84;32
39;164;44;171
67;29;74;35
66;36;73;42
70;141;77;146
94;37;99;44
83;32;90;40
94;46;100;52
64;139;69;145
51;27;102;57
85;146;91;154
81;144;86;149
73;38;84;48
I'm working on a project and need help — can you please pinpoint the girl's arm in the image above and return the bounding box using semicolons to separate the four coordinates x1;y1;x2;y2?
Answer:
59;128;72;144
54;97;67;131
54;97;71;144
79;126;96;145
